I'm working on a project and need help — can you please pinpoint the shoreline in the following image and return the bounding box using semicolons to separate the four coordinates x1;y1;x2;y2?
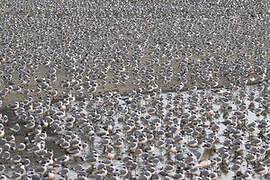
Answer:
1;75;268;109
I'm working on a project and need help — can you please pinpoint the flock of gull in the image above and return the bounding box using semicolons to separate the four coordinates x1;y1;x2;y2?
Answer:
0;0;270;179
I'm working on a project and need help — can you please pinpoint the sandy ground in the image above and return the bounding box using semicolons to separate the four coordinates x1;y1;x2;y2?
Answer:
0;1;269;179
0;0;269;106
0;58;269;107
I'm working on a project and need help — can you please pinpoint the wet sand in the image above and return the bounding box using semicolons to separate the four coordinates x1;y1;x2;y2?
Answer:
0;1;269;179
1;59;269;107
0;0;269;106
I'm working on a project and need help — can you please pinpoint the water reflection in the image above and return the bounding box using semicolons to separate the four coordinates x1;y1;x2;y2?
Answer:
55;84;269;179
0;83;269;179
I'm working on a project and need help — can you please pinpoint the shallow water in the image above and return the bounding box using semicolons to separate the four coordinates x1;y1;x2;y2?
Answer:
1;83;269;179
52;84;269;179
